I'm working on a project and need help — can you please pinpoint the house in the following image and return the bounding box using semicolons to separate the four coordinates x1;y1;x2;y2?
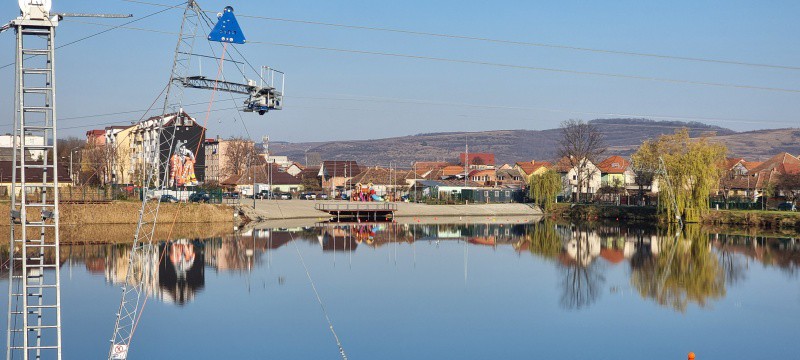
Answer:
0;134;46;160
286;162;305;176
411;179;482;201
495;168;525;187
225;164;304;195
462;187;525;203
746;152;800;199
459;153;495;170
514;160;552;180
440;165;467;179
555;156;602;201
718;157;763;198
319;160;360;191
596;155;632;188
468;169;496;185
204;137;255;184
348;166;414;197
85;129;106;146
261;154;291;167
130;111;207;187
0;160;72;197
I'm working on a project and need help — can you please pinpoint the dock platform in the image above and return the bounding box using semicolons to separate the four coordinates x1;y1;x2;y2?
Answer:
315;202;397;222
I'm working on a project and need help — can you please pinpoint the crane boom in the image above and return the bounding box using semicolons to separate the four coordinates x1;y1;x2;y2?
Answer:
177;75;255;95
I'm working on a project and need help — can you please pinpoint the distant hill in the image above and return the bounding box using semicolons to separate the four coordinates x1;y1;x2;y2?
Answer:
607;127;800;161
270;118;795;166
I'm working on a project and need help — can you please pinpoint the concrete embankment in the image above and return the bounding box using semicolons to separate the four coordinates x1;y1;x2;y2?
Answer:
0;201;235;226
242;200;542;221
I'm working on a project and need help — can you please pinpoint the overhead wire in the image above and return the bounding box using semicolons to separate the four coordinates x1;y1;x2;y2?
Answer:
57;19;800;94
121;0;800;71
0;1;184;70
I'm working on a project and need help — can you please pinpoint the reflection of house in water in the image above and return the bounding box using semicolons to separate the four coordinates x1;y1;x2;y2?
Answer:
555;224;661;267
205;229;300;271
319;225;360;251
104;240;205;306
158;240;205;305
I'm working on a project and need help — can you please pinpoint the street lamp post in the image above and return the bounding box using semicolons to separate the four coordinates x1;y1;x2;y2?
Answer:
70;147;81;186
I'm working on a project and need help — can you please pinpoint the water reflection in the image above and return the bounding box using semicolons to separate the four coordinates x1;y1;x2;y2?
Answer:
2;220;798;312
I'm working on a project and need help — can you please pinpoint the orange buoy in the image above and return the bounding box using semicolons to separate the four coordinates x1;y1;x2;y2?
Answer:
688;352;695;360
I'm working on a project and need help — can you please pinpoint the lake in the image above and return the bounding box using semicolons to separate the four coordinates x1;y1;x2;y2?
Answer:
3;220;799;359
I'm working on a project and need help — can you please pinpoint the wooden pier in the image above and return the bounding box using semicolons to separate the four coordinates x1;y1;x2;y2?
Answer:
315;202;398;222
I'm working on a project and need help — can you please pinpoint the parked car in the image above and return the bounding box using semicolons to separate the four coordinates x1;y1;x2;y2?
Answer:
189;191;211;203
318;193;329;200
255;190;270;199
222;192;240;199
777;202;797;211
160;194;179;203
300;192;317;200
279;193;292;200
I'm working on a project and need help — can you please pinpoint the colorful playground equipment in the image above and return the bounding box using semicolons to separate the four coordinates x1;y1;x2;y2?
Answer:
352;182;384;202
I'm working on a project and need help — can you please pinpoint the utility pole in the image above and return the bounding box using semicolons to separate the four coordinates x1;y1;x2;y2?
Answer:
5;2;130;359
464;137;468;188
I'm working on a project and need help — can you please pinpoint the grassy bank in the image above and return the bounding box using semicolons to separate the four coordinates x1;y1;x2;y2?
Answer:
0;201;235;225
702;209;800;231
548;203;658;222
547;203;800;231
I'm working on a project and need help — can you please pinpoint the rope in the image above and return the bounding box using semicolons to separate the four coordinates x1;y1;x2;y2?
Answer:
279;201;349;360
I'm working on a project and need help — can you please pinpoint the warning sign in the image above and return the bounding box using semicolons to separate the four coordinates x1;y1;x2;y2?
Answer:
111;344;129;360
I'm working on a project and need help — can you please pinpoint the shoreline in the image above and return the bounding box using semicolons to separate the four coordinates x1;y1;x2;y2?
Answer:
240;200;543;222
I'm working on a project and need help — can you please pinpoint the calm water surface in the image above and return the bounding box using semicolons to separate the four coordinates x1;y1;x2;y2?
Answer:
2;220;799;359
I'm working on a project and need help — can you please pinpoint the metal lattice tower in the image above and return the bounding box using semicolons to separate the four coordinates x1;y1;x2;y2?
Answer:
108;2;200;359
6;5;62;360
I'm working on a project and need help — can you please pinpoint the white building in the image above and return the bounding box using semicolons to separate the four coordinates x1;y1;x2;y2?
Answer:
555;156;602;201
0;134;46;160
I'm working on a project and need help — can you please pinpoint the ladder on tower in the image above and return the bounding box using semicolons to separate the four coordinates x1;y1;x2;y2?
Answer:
7;21;63;360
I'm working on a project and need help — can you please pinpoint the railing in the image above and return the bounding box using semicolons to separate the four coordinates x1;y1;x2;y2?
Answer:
315;202;398;212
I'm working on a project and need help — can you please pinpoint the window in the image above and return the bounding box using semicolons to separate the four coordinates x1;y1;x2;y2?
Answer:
505;191;510;197
494;191;500;197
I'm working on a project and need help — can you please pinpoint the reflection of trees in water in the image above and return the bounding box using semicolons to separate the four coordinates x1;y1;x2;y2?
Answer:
718;248;747;286
631;225;725;312
519;221;606;310
558;225;605;310
518;221;562;260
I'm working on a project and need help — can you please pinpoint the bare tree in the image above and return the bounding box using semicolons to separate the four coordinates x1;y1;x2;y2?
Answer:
222;137;256;179
111;144;132;185
80;143;109;186
558;119;606;202
56;136;84;159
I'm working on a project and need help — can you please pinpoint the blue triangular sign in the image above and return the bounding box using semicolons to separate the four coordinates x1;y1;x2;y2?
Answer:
208;6;246;44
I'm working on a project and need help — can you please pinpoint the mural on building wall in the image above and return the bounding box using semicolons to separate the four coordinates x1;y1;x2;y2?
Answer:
169;144;199;187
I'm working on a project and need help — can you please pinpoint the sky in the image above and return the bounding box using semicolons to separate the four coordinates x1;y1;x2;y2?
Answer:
1;0;798;143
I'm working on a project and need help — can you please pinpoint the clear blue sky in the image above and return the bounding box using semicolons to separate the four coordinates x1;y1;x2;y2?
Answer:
1;0;798;143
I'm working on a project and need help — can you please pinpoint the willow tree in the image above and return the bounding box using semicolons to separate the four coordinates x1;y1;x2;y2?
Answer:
631;128;727;222
528;169;563;211
630;225;726;312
